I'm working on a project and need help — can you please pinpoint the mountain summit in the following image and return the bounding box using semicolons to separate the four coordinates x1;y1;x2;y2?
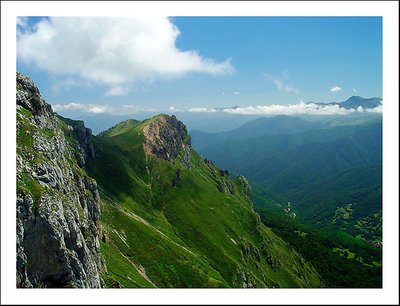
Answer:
142;114;192;167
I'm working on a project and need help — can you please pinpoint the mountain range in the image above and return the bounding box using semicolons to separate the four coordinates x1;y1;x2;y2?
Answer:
17;72;324;288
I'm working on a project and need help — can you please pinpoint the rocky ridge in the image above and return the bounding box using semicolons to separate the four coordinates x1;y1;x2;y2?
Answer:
16;72;103;288
143;115;191;167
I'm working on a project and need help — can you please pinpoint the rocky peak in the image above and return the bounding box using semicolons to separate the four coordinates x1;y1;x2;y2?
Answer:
143;115;191;167
17;72;53;118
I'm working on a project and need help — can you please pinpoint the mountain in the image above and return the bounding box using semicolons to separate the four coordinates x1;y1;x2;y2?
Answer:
340;96;382;109
191;115;382;242
16;73;322;288
312;96;382;110
87;115;322;288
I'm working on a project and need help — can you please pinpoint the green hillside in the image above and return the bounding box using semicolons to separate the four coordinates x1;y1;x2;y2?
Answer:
86;114;322;288
256;206;382;287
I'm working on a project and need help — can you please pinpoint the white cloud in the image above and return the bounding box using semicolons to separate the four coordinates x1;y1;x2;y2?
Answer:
264;74;299;93
233;91;240;95
52;102;155;115
87;105;108;114
366;105;383;113
17;17;234;93
188;107;218;113
330;86;342;92
52;103;109;114
52;102;86;111
353;88;357;93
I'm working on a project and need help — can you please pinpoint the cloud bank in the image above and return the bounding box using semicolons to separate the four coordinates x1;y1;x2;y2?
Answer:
17;17;234;94
52;102;155;115
189;102;382;116
188;107;218;113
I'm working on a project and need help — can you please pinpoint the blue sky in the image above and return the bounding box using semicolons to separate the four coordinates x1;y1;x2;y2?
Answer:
17;16;382;115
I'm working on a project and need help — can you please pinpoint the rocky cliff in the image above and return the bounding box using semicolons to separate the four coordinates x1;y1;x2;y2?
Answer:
16;72;102;288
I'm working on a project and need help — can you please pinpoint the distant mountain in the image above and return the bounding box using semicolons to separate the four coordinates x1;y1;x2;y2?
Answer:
191;115;321;151
312;96;382;110
340;96;382;109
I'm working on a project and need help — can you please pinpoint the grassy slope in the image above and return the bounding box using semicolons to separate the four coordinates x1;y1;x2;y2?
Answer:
86;116;321;288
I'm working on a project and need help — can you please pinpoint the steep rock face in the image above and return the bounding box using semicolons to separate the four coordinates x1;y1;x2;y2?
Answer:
64;120;95;167
236;175;253;202
16;73;102;288
143;115;191;167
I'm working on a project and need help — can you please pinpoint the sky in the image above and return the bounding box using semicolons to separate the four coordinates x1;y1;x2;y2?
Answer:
16;16;382;116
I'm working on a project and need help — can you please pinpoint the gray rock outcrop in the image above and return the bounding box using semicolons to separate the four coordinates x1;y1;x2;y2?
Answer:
16;72;102;288
143;115;191;167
